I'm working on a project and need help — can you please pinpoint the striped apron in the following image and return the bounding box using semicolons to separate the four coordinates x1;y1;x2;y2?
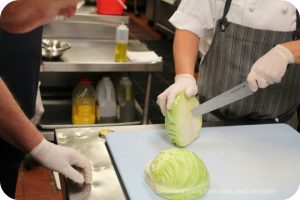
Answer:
198;0;300;128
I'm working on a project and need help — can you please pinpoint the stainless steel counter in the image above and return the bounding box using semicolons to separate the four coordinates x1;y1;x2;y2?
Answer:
44;5;129;40
40;39;162;72
55;124;163;200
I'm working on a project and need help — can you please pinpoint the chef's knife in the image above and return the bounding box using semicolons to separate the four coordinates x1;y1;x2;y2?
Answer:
191;81;254;117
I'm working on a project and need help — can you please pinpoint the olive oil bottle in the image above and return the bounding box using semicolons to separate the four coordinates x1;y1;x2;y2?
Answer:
114;23;129;62
72;78;96;124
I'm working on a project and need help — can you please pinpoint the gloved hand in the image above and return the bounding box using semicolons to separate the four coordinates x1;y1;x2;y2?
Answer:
30;138;92;184
157;74;198;115
247;44;294;92
31;82;44;125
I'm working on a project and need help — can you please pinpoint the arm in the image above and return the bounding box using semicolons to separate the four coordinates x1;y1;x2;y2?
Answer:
157;29;200;114
0;78;42;152
282;40;300;63
0;0;78;33
0;78;92;184
174;29;200;76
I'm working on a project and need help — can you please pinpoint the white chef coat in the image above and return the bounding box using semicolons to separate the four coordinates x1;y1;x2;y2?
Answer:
169;0;297;55
0;0;15;17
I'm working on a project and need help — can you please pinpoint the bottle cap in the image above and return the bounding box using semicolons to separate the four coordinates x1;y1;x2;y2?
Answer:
117;22;128;30
80;78;92;84
116;23;129;42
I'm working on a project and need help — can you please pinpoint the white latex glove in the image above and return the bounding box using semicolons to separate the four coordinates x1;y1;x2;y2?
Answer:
31;82;44;125
247;44;294;92
30;138;92;184
157;74;198;115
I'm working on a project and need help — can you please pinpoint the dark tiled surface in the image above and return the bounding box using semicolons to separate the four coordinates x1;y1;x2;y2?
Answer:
131;39;175;124
16;163;62;200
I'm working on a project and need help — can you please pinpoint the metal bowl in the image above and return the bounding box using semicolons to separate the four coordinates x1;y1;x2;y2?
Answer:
42;39;71;60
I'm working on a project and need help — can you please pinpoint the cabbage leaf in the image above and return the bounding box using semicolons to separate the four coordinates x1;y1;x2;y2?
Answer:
165;92;202;147
145;148;209;200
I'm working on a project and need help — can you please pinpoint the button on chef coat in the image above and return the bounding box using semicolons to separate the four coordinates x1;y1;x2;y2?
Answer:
0;0;15;16
169;0;297;55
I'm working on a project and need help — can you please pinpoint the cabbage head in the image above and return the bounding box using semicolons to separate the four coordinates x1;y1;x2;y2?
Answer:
145;148;209;200
165;92;202;147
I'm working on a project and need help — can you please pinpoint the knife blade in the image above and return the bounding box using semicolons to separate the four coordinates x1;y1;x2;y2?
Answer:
191;81;254;117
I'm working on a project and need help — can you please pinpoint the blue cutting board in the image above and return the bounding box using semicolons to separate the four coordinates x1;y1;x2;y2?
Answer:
106;124;300;200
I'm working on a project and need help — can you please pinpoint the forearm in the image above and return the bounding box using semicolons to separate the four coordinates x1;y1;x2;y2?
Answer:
0;78;43;152
173;29;200;76
0;0;78;33
281;40;300;63
0;0;46;33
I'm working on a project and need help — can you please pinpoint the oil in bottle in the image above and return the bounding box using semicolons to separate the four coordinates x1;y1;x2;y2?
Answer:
117;76;135;122
114;23;129;62
72;78;96;124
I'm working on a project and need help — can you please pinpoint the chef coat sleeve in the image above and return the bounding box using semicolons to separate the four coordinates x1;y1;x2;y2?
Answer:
169;0;214;38
0;0;15;17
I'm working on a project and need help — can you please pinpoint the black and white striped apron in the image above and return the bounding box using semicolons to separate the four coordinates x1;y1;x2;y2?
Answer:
198;0;300;128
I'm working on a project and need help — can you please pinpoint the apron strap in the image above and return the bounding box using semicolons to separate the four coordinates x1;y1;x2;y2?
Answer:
292;10;300;40
220;1;300;39
219;0;232;31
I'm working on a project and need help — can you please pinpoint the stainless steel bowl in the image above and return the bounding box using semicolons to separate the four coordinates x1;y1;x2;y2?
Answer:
42;39;71;60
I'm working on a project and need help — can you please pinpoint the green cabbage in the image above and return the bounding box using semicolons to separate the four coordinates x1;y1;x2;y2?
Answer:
165;92;202;147
145;148;209;200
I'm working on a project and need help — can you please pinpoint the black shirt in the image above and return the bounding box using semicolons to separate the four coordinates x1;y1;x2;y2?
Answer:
0;27;43;118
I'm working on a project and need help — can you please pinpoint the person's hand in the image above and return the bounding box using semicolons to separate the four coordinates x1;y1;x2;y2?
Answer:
58;5;77;17
30;138;92;184
157;74;198;115
247;44;294;92
38;0;80;23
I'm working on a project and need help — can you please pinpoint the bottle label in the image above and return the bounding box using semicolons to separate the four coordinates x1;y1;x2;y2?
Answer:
78;105;93;114
72;103;96;124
